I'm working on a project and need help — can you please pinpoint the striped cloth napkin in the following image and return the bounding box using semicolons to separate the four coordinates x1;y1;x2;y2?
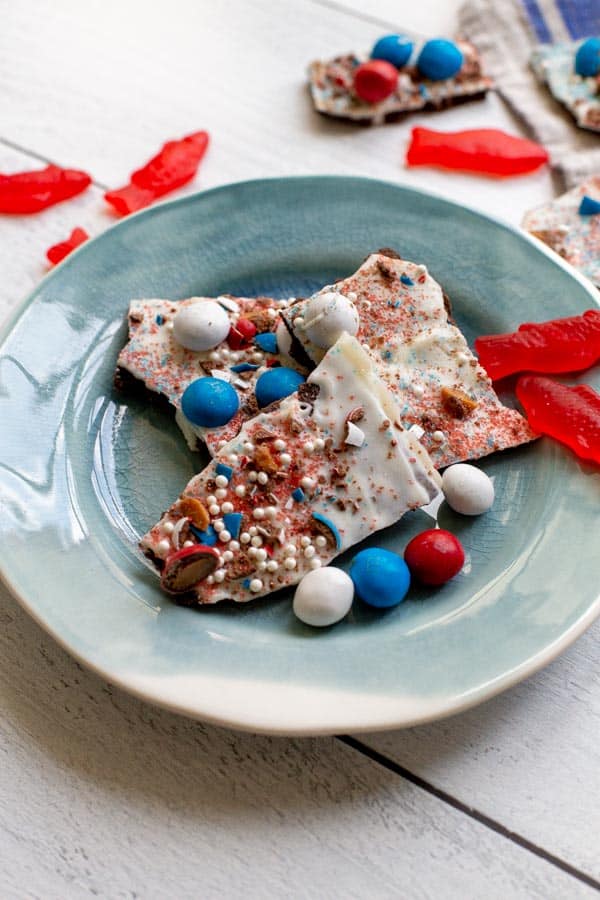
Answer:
458;0;600;188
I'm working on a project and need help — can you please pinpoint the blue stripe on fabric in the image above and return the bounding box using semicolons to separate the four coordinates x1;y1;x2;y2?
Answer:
554;0;600;39
520;0;554;42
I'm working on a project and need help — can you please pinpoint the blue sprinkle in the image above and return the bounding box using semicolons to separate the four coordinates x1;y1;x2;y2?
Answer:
578;195;600;216
155;314;165;325
215;462;233;480
418;84;428;98
311;513;341;550
255;332;278;353
383;350;392;360
230;363;259;373
394;301;401;308
189;524;218;547
242;578;251;590
292;487;305;502
400;274;414;286
223;512;242;539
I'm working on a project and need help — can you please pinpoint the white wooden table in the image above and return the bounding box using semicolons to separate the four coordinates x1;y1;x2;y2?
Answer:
1;2;599;896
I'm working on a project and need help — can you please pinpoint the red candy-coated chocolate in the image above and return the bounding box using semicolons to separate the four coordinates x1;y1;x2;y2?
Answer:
353;60;398;103
516;376;600;466
475;309;600;381
46;227;89;265
406;127;549;176
0;164;91;214
160;544;220;594
105;130;209;216
227;317;257;349
404;529;465;586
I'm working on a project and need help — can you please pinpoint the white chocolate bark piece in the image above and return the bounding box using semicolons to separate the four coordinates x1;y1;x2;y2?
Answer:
530;42;600;133
279;251;535;468
141;333;441;605
522;176;600;288
309;39;491;124
115;294;297;456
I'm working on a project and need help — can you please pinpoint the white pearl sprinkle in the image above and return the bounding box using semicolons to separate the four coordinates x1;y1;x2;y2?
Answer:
235;484;246;497
249;526;258;535
166;321;174;331
209;351;219;361
284;543;297;556
315;535;327;547
362;343;370;351
248;547;258;558
215;488;227;499
229;352;240;362
229;541;240;552
240;532;251;544
221;502;234;514
243;442;254;452
267;307;277;318
300;536;311;547
213;569;225;583
229;453;239;464
249;578;263;593
255;548;267;561
183;540;194;548
432;430;446;443
257;472;269;485
411;383;425;397
248;471;258;482
222;550;234;562
209;504;220;516
251;535;263;547
213;520;225;532
280;453;292;466
265;506;277;519
215;474;229;488
157;539;171;554
218;530;231;543
251;352;264;363
220;348;231;359
314;439;325;451
303;442;314;454
206;495;216;505
309;558;322;570
161;521;174;535
303;545;316;559
217;440;228;449
301;477;315;490
206;575;214;585
266;560;279;573
284;557;297;570
274;439;286;451
253;508;265;519
257;561;267;571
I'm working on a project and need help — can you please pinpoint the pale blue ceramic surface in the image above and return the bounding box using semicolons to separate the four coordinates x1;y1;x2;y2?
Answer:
0;177;599;734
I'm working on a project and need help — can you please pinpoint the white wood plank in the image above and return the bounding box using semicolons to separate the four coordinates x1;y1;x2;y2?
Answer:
0;583;594;900
0;0;553;228
357;617;600;881
314;0;462;36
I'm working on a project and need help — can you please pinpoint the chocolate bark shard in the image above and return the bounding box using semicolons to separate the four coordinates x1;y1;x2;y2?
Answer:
308;39;492;124
141;333;441;605
530;42;600;134
278;251;535;468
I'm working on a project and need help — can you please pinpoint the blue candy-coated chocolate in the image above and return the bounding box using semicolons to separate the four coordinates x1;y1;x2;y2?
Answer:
311;512;341;550
230;363;259;373
181;377;239;427
292;487;305;502
255;332;278;353
400;274;414;286
350;547;410;608
223;512;242;539
578;194;600;216
575;37;600;77
215;462;233;480
189;524;218;547
371;34;413;68
255;367;305;408
416;39;463;81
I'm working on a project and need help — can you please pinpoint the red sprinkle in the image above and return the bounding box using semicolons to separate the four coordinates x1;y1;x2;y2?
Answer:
353;60;398;104
105;130;209;216
0;164;91;214
516;375;600;465
46;227;89;265
475;309;600;381
406;127;549;176
404;529;465;586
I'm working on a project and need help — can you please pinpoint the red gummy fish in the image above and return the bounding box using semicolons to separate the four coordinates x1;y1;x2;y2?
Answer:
516;376;600;466
475;309;600;380
406;127;549;176
46;227;89;265
105;131;210;216
0;164;92;214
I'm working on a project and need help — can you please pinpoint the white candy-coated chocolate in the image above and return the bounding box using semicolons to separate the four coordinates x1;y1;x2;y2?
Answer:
293;567;354;627
173;300;230;352
302;292;359;349
442;463;494;516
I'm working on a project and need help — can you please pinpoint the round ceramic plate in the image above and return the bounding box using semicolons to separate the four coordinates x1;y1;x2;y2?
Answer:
1;176;599;735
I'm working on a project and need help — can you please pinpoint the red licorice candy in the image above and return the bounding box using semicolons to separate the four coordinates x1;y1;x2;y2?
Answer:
516;376;600;466
0;164;91;214
475;309;600;381
406;127;549;176
105;130;210;216
46;227;89;265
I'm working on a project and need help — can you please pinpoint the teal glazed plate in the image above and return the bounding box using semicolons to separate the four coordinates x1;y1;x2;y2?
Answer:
1;177;599;735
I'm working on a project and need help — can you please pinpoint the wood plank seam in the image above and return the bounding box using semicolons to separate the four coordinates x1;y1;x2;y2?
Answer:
0;134;110;192
306;0;425;38
338;735;600;892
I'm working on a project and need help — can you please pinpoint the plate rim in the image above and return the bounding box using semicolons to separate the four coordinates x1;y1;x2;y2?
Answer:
1;174;599;736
